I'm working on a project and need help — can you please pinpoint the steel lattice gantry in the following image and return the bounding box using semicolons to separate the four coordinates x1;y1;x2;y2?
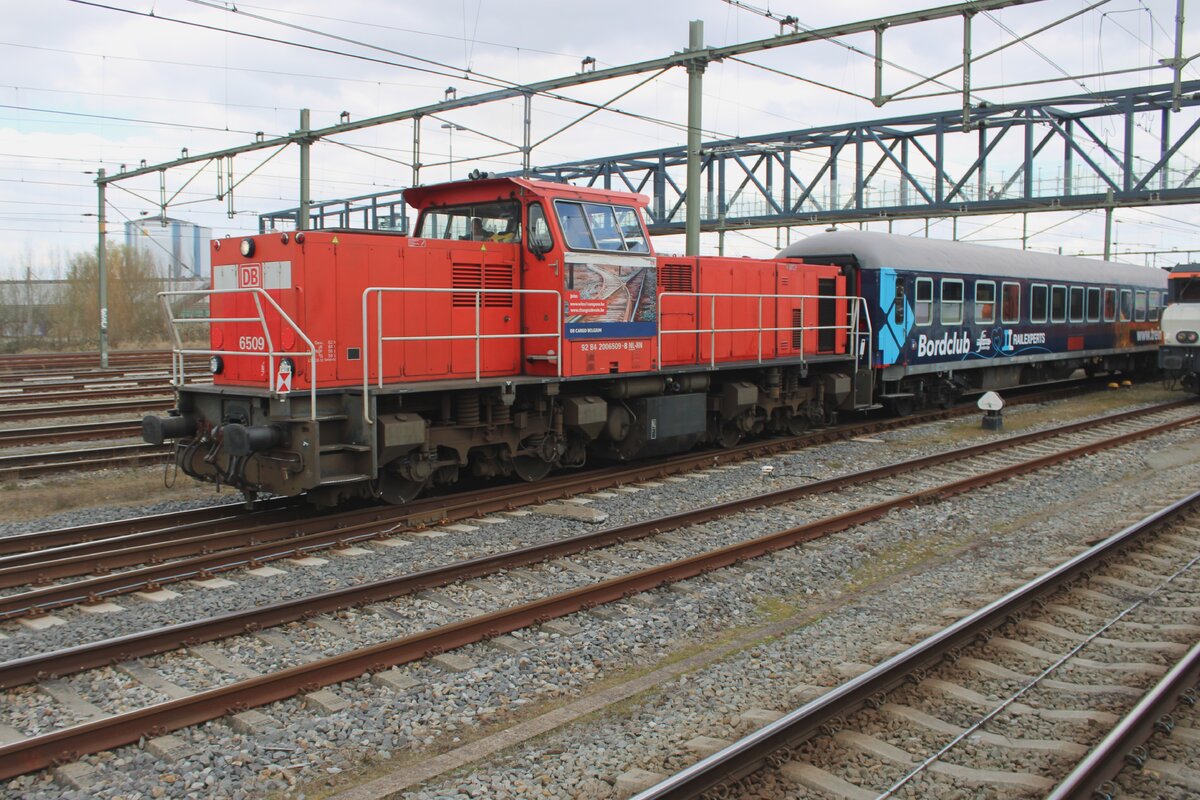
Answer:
523;81;1200;234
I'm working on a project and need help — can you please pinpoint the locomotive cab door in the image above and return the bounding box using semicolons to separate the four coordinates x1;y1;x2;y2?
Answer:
520;201;561;377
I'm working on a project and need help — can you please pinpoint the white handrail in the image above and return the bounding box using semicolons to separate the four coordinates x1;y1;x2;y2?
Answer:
157;287;319;420
360;287;563;424
657;291;873;376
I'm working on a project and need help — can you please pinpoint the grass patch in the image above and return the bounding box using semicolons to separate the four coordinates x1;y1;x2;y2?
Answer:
0;467;220;523
845;530;974;592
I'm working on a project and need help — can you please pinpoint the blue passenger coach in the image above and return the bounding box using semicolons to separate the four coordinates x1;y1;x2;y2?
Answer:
779;231;1167;413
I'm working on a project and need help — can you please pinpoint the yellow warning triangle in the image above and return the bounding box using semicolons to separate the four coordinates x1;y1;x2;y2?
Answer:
331;235;340;245
480;243;487;252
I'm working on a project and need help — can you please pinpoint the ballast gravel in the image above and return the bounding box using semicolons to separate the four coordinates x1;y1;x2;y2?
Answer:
0;391;1197;799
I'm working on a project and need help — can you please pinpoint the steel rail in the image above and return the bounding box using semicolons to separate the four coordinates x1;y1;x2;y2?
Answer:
0;420;142;447
0;350;173;371
0;443;171;480
0;405;1194;718
0;498;299;557
1046;640;1200;799
0;397;1187;780
2;400;1189;619
0;376;186;394
628;492;1200;800
0;398;173;423
0;386;175;406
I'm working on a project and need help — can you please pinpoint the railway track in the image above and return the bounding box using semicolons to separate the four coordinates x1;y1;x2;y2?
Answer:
2;392;1184;618
0;419;143;447
0;384;177;407
0;442;171;480
0;397;173;423
631;491;1200;800
0;350;173;374
0;396;1194;781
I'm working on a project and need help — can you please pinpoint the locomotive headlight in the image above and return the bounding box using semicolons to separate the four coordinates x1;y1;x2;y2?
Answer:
239;238;255;258
209;355;224;375
1177;330;1199;344
279;357;295;374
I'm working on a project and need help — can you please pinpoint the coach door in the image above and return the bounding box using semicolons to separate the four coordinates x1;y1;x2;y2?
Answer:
817;277;837;353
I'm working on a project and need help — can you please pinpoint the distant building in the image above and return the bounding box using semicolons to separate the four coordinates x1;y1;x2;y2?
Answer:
124;216;212;283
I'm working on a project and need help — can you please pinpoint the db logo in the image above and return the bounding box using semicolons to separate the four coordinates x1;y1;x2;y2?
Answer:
238;264;263;289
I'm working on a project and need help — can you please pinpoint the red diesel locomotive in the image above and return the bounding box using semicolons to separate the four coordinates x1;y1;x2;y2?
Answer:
144;176;871;505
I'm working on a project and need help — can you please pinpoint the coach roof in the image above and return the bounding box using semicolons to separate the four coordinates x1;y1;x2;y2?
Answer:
778;230;1165;286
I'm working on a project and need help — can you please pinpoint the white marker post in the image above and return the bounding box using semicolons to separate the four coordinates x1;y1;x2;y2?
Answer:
978;391;1004;431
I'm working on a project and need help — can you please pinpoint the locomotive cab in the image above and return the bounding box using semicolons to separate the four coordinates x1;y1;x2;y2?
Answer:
1160;264;1200;393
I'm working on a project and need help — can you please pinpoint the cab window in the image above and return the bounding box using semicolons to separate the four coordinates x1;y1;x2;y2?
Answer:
554;200;649;252
612;206;649;252
416;200;521;242
1173;276;1200;302
940;279;963;325
974;281;995;324
915;278;933;326
527;203;553;253
1001;282;1020;324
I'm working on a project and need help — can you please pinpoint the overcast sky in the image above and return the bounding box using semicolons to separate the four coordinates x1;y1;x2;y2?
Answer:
3;0;1200;277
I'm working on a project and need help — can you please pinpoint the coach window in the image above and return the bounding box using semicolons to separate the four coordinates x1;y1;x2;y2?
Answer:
1150;291;1162;322
974;281;996;324
940;279;964;325
1050;285;1067;323
915;278;933;325
1086;287;1101;322
1068;286;1084;323
1001;281;1020;324
894;277;906;324
1103;288;1117;322
1120;289;1133;321
1134;290;1147;321
1030;284;1048;323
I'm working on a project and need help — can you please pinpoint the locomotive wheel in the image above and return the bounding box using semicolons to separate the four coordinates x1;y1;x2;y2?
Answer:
887;396;915;417
513;455;553;482
787;413;811;436
717;423;743;448
379;473;426;504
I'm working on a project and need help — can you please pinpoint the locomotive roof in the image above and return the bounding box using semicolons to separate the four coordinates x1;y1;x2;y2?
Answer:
404;177;650;210
778;230;1166;287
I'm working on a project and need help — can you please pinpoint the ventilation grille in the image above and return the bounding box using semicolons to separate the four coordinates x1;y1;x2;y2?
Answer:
660;263;694;293
792;308;803;350
452;263;514;307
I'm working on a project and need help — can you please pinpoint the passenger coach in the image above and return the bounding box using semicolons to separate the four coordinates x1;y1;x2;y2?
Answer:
780;232;1166;415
